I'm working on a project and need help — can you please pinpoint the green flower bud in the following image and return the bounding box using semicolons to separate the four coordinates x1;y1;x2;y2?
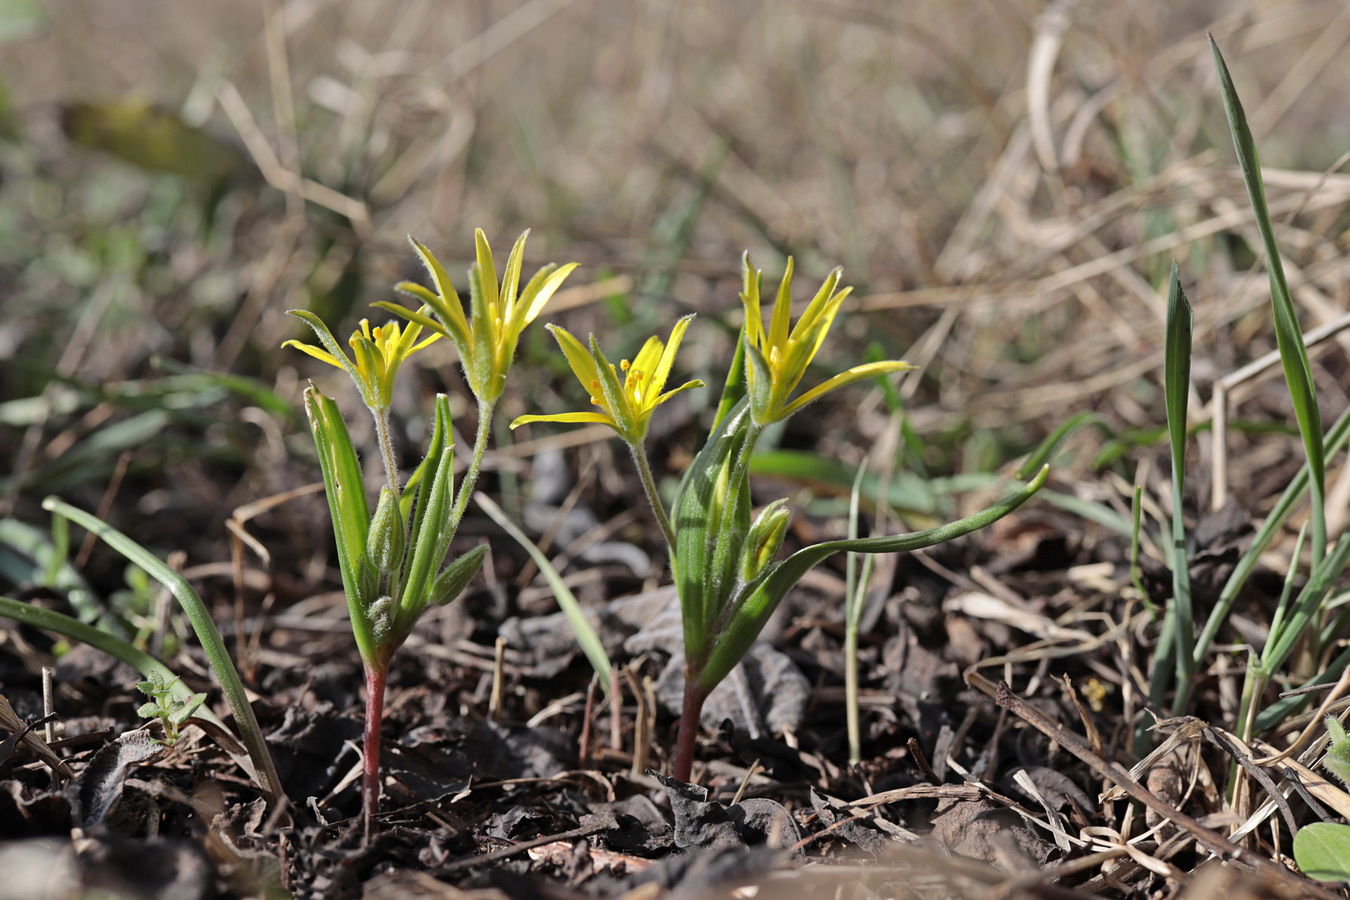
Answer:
430;544;490;607
740;499;790;583
368;596;395;645
366;485;406;575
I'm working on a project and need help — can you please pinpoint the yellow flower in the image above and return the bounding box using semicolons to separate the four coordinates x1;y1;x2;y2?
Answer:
285;311;440;413
741;253;914;425
375;229;577;404
510;315;705;445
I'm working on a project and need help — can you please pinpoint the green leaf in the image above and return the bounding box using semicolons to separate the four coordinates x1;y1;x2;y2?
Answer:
696;465;1048;694
395;395;457;634
430;544;490;608
1294;822;1350;882
474;492;613;693
1211;36;1325;565
1320;716;1350;786
170;693;208;726
1163;261;1196;714
1016;411;1115;480
1196;403;1350;665
16;498;285;805
303;387;375;663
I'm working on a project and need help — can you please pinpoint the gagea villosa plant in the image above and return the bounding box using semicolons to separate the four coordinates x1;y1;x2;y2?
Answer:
515;252;1048;781
288;229;575;836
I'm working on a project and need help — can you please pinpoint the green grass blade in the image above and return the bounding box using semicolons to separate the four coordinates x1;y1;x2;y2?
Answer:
473;491;613;694
697;466;1048;694
1194;403;1350;666
0;595;226;732
1016;411;1115;480
1163;262;1196;715
1130;485;1154;617
40;497;281;805
1211;36;1325;565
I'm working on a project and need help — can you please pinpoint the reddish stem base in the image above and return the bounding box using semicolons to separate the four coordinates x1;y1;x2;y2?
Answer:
362;664;388;840
672;681;707;782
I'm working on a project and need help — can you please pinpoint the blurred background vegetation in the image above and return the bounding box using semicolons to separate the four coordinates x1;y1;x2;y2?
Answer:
1;0;1349;593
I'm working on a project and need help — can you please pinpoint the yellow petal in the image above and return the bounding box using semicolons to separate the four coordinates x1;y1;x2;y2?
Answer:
547;324;601;390
651;378;706;408
282;340;344;369
767;256;795;353
777;360;915;420
650;314;695;400
510;411;616;430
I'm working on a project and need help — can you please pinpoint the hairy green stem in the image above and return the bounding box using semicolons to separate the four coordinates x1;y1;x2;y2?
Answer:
371;407;401;496
628;441;675;550
449;398;496;533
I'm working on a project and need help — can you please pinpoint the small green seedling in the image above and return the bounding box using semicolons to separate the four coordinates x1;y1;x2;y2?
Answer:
1291;717;1350;883
135;670;206;746
1320;716;1350;787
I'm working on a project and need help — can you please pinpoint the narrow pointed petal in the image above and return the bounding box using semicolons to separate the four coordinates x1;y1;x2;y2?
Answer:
767;256;795;353
282;340;343;369
651;314;696;398
652;378;706;407
631;336;666;386
473;229;500;317
778;360;915;419
547;324;602;389
407;237;471;342
793;268;844;336
510;411;616;429
522;262;578;325
499;230;529;321
373;301;456;347
740;253;765;348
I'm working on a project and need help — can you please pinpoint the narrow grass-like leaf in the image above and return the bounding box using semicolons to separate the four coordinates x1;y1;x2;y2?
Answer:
697;466;1047;693
844;456;876;765
303;388;376;664
474;492;612;694
395;395;456;633
1016;411;1115;480
40;497;281;804
0;595;226;732
1163;262;1196;715
1194;403;1350;665
1211;36;1325;565
1129;485;1153;616
1260;529;1350;681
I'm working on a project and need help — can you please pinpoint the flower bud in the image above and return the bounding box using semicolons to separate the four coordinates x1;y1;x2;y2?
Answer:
740;499;790;583
368;596;395;645
430;544;489;607
365;485;406;575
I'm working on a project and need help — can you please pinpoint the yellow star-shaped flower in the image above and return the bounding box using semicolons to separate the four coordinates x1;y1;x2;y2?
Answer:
285;311;440;413
741;253;914;425
510;315;705;445
376;229;577;404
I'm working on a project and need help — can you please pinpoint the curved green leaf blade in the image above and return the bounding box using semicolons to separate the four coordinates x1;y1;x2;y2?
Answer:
1163;261;1195;714
1211;36;1325;564
39;498;281;805
474;492;612;693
